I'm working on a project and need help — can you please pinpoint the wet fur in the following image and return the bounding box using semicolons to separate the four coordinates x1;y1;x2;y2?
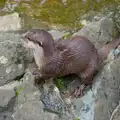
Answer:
21;29;120;86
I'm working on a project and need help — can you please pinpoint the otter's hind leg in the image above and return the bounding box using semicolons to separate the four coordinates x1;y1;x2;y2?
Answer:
74;57;99;97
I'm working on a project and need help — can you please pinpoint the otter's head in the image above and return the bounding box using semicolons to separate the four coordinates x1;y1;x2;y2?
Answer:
21;29;55;56
21;29;55;68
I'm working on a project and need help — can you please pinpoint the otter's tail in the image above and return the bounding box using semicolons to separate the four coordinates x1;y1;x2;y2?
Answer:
98;33;120;63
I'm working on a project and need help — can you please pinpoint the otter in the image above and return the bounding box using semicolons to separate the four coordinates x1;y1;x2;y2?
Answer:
21;29;120;97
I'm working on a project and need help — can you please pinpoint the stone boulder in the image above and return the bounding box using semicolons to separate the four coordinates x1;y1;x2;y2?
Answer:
73;17;114;49
110;104;120;120
0;12;21;31
0;31;35;86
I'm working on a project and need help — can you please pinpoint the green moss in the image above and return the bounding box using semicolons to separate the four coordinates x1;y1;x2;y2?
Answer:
75;117;80;120
1;0;120;30
62;33;72;40
14;86;23;96
113;30;118;38
0;0;6;8
55;77;64;89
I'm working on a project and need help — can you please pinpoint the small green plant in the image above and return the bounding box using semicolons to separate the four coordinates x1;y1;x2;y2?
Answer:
14;86;23;96
55;77;64;89
62;33;72;40
75;117;80;120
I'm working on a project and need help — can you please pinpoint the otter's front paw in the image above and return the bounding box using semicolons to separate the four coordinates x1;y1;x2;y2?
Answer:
73;84;86;98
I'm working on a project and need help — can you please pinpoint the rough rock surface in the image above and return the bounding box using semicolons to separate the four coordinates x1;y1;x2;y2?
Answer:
0;13;21;31
110;104;120;120
0;12;120;120
0;12;35;86
64;48;120;120
93;49;120;120
74;17;114;49
48;29;69;40
0;31;34;86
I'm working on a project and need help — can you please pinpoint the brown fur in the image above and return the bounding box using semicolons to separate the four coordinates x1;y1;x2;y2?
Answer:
21;29;120;86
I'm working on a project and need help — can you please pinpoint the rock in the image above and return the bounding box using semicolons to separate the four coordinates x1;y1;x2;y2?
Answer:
48;29;69;40
0;67;62;120
12;70;66;120
0;81;19;107
0;86;18;120
0;12;25;86
0;12;33;120
13;100;45;120
93;52;120;120
0;12;34;86
110;104;120;120
0;12;21;31
0;31;34;86
0;112;14;120
65;48;120;120
73;17;114;49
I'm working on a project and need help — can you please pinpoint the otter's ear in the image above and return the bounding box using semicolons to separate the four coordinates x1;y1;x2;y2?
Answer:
38;41;43;47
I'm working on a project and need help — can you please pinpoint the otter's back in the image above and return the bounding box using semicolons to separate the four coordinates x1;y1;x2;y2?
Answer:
56;36;98;75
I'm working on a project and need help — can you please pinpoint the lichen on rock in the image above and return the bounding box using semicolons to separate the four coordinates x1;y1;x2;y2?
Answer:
0;56;8;64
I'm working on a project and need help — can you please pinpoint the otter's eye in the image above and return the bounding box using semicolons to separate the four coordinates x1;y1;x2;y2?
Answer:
26;36;32;41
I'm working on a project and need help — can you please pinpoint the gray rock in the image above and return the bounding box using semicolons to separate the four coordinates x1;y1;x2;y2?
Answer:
13;70;61;120
0;82;16;107
48;29;69;40
66;49;120;120
0;13;21;31
0;31;34;86
73;17;114;49
0;95;17;120
0;112;14;120
0;12;32;86
93;53;120;120
110;104;120;120
13;100;45;120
